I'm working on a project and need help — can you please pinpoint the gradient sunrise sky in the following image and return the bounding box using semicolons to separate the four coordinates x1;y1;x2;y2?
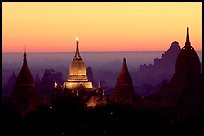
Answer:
2;2;202;52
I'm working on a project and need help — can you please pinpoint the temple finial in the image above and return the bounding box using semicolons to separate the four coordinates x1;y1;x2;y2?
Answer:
24;44;26;52
185;27;191;47
24;44;27;59
123;58;126;65
186;27;189;43
74;37;81;58
76;37;79;53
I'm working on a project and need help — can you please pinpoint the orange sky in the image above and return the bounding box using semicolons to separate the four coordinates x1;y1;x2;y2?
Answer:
2;2;202;52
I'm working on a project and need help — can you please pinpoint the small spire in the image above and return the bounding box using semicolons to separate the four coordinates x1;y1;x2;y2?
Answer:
121;58;128;70
185;27;191;47
74;37;81;59
116;57;133;85
186;27;189;43
123;58;126;65
22;44;28;65
24;44;27;59
76;38;79;53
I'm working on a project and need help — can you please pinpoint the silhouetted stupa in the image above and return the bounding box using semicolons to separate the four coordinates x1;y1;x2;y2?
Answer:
171;27;201;93
111;58;137;106
12;49;41;116
159;28;202;110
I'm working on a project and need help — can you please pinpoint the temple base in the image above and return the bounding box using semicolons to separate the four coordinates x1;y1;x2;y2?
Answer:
63;81;93;90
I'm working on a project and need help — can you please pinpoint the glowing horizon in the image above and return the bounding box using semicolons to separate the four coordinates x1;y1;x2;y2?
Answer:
2;2;202;52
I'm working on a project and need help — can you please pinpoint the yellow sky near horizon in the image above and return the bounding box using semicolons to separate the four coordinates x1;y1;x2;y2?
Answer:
2;2;202;52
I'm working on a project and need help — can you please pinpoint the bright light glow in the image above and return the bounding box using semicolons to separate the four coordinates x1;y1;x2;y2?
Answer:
76;90;79;96
76;37;78;41
87;97;97;108
54;82;57;88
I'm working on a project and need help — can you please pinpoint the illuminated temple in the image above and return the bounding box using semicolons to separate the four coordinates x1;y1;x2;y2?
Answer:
61;38;106;108
63;37;93;90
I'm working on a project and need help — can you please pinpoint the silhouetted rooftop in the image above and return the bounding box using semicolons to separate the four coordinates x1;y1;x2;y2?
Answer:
16;52;34;85
116;58;132;86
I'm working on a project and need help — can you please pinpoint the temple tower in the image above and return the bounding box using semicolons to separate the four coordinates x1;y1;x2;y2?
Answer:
12;47;41;116
168;27;202;109
111;58;137;106
171;27;201;92
63;38;93;91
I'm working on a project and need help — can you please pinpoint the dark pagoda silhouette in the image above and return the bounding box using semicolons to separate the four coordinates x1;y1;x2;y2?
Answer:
169;27;202;110
160;27;202;112
11;48;42;116
171;27;201;92
110;58;137;107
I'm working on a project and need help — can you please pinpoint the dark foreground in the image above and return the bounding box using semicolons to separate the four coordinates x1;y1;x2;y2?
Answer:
2;100;203;136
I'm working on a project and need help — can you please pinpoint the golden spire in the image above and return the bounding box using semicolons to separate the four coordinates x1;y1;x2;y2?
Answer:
74;37;81;59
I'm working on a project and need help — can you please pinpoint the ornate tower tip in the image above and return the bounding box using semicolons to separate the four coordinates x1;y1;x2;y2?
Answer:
24;44;27;58
185;27;190;45
24;44;26;52
74;37;81;59
187;27;189;36
123;58;126;64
